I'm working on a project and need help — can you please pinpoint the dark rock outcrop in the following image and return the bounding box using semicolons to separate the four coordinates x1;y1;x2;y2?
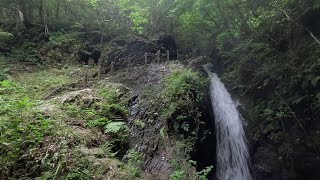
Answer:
156;35;177;60
78;44;101;64
102;36;178;73
103;39;161;72
106;63;215;179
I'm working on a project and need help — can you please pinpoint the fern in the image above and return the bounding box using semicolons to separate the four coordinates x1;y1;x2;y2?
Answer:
87;117;110;128
104;122;126;133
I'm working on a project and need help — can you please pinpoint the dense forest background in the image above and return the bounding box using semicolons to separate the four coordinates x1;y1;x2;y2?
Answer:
1;0;320;179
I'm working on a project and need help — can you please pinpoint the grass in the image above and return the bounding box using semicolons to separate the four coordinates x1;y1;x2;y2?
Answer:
14;67;76;98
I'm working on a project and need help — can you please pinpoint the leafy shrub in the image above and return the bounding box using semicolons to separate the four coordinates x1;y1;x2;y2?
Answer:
134;119;146;129
169;140;196;180
197;166;214;180
170;170;185;180
105;122;126;133
10;43;41;63
124;150;143;178
0;30;13;53
87;117;110;128
64;153;92;180
0;30;13;41
50;32;81;46
0;80;54;177
162;69;208;119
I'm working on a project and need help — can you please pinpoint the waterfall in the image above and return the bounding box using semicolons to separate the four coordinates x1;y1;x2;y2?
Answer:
203;64;252;180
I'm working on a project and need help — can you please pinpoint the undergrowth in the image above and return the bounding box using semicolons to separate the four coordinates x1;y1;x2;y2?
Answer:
162;69;208;120
159;68;213;179
0;80;55;178
0;61;137;179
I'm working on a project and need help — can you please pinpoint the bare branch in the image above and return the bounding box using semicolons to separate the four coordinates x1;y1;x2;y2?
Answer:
280;9;320;46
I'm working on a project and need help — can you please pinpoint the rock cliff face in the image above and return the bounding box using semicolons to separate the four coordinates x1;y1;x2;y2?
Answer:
102;36;178;73
105;61;215;179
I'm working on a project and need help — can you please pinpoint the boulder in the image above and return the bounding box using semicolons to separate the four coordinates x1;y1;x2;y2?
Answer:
56;89;101;108
36;103;61;117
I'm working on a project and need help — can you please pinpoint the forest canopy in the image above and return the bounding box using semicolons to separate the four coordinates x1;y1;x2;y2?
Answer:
1;0;318;52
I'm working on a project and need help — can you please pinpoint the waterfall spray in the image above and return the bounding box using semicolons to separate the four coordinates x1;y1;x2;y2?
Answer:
203;64;252;180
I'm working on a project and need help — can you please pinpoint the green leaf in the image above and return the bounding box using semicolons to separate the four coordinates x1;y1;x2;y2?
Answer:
0;80;15;87
104;122;126;133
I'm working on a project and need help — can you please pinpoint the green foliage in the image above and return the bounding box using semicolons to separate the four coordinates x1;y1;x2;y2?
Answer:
105;122;126;133
0;64;137;178
197;166;213;180
134;119;146;129
64;153;92;180
100;141;118;157
163;69;207;101
162;69;208;119
169;139;196;180
128;8;148;34
10;43;41;63
87;117;110;128
0;80;54;176
170;170;185;180
0;29;13;41
124;149;143;178
50;32;81;46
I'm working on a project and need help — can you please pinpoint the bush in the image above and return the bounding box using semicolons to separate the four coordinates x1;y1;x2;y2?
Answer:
162;69;208;119
0;30;13;41
0;70;7;82
10;42;41;63
124;150;143;178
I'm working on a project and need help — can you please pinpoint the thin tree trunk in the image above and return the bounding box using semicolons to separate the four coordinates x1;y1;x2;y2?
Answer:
215;0;229;29
20;0;32;28
39;0;43;18
55;0;61;19
43;0;49;36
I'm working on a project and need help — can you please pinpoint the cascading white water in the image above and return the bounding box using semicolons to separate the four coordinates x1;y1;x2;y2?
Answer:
203;64;252;180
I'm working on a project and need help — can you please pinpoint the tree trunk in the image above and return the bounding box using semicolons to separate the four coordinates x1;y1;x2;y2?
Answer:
55;0;61;19
20;0;32;28
39;0;43;18
215;0;229;29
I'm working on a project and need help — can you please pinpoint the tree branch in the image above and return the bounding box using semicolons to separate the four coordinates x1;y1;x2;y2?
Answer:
280;8;320;46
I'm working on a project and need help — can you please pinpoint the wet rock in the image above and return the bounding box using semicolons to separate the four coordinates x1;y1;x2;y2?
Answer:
104;39;161;72
186;56;210;70
112;39;127;46
128;95;171;178
252;144;282;180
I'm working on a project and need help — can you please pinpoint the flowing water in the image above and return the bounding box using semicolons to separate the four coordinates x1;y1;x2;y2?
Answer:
203;64;252;180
